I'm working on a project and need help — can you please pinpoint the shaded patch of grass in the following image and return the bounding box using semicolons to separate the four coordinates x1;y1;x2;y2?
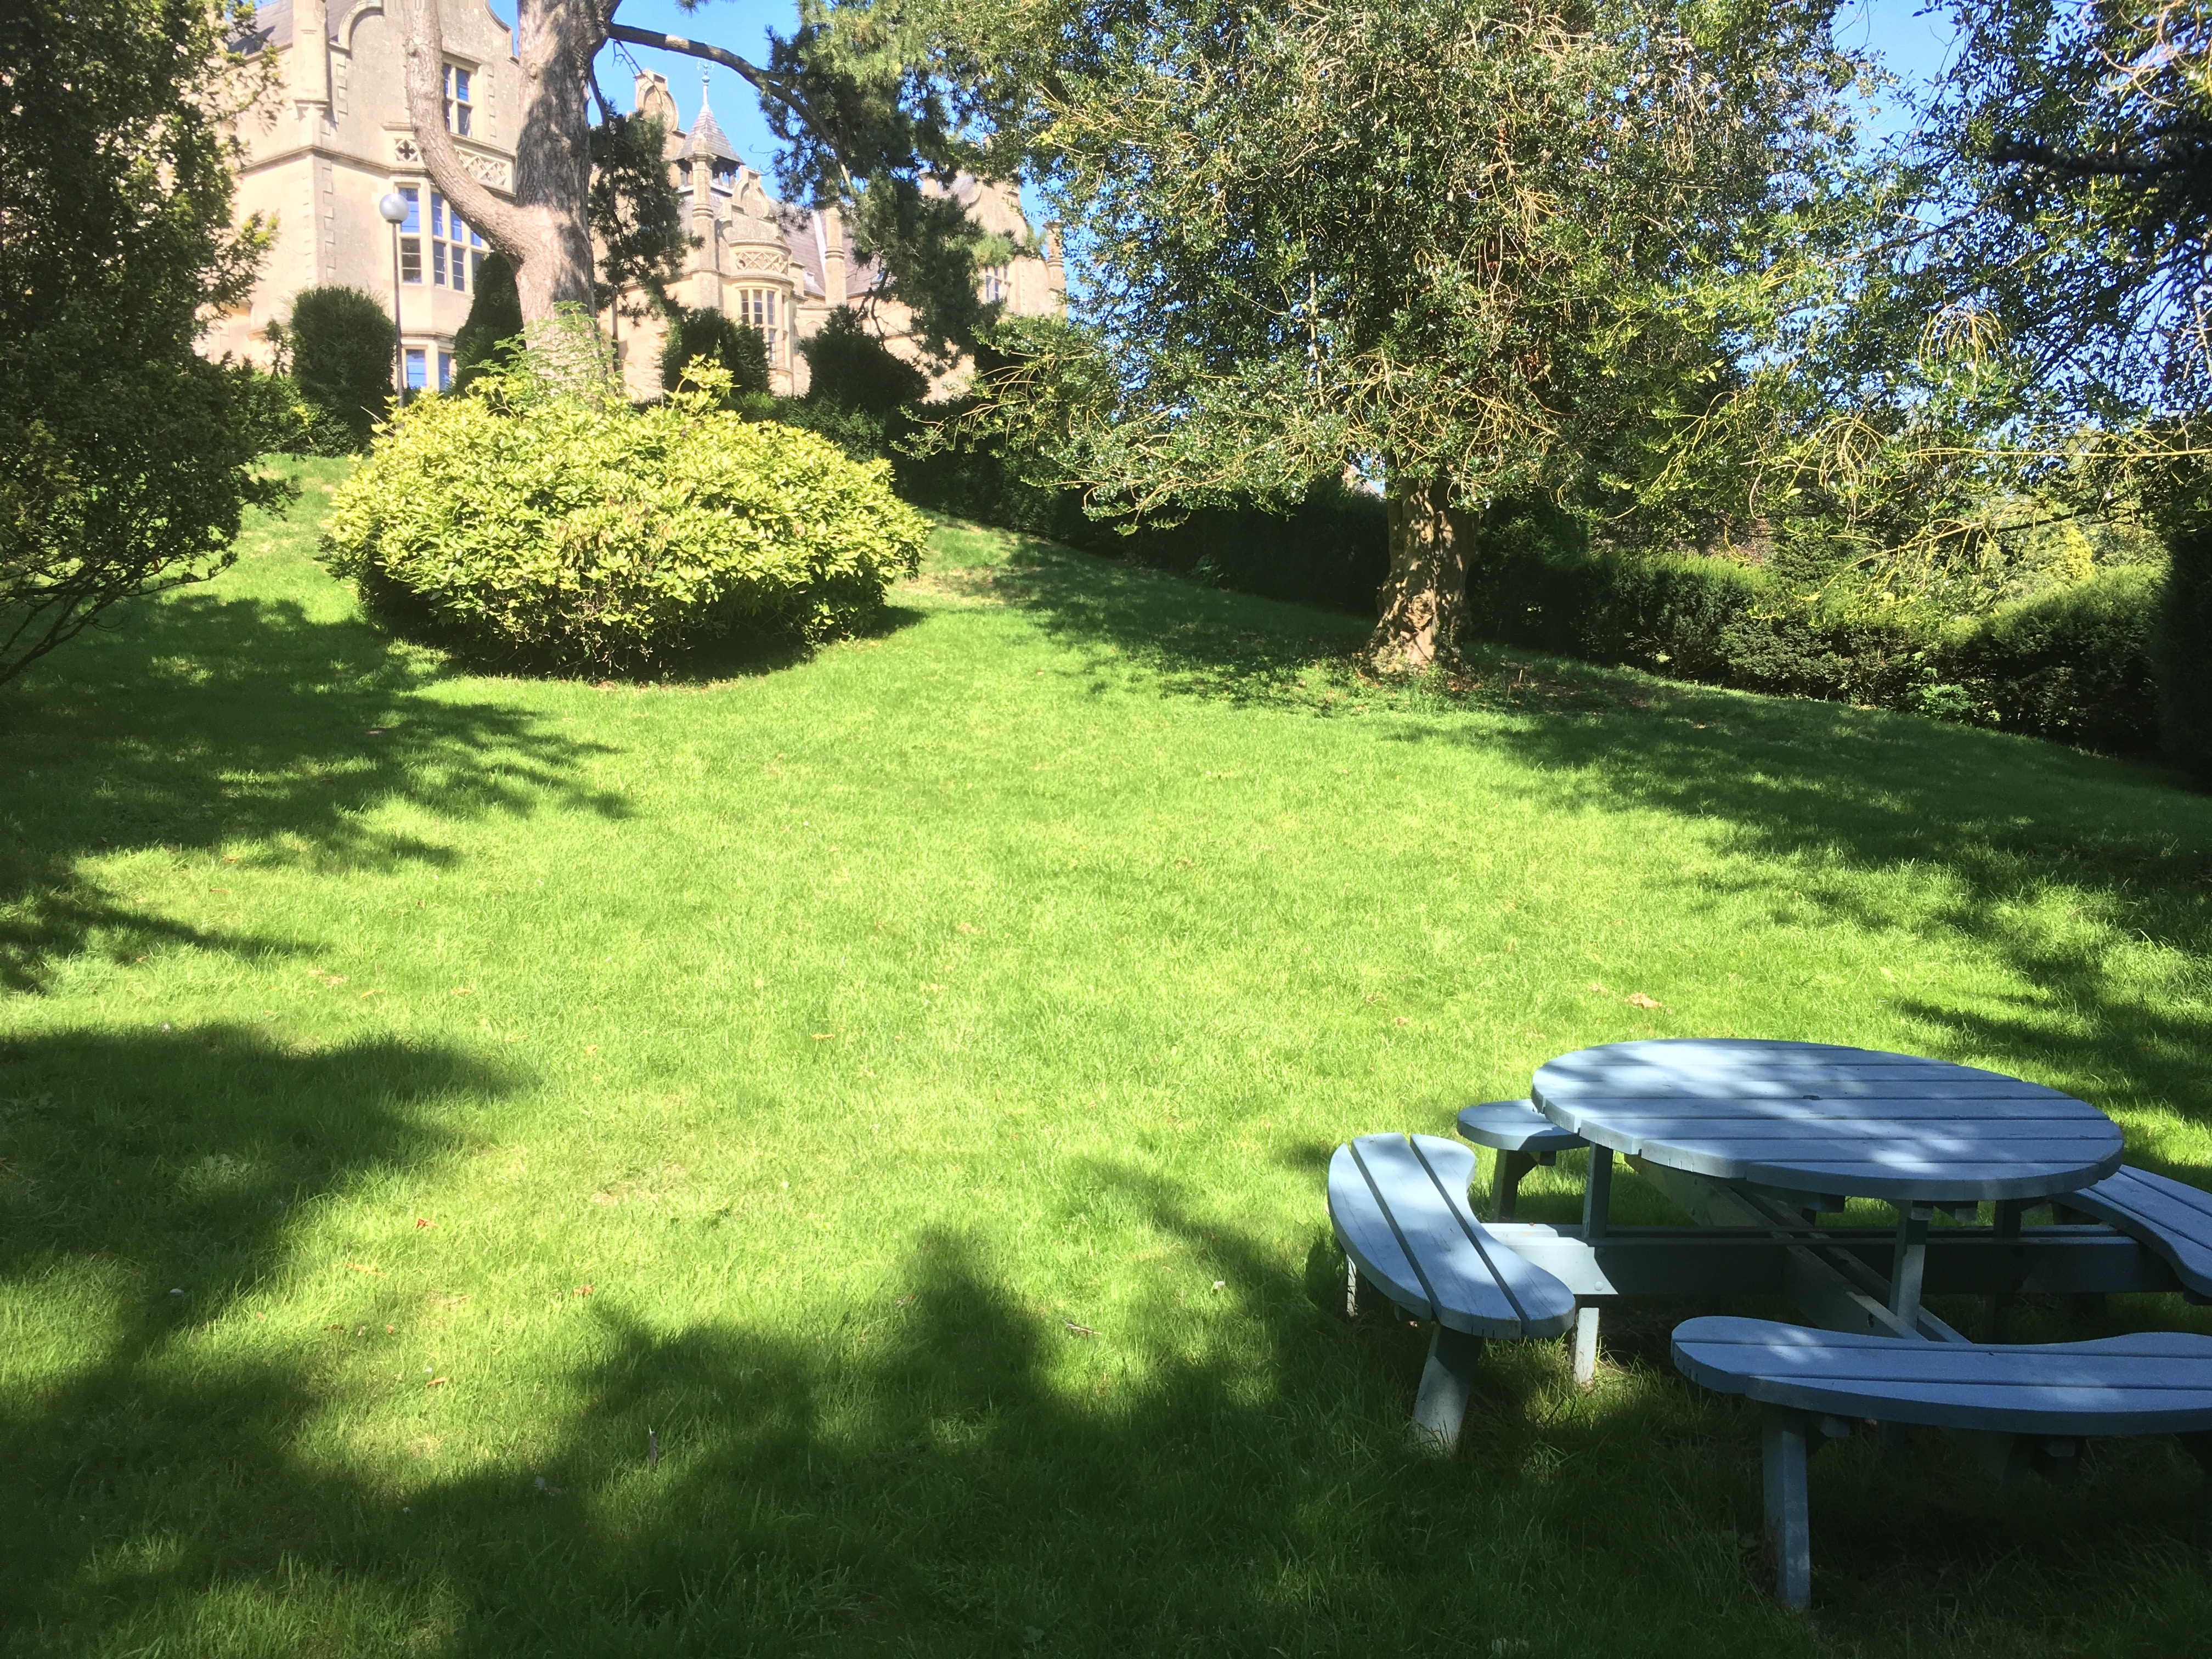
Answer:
2;466;2211;1654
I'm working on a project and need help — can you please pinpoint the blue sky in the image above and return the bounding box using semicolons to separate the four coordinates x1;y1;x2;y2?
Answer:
590;0;1963;196
592;1;801;174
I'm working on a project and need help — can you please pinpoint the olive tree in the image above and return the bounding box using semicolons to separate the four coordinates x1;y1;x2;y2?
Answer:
953;0;1881;667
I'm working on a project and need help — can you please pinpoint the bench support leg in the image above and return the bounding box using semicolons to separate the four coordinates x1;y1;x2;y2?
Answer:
1344;1257;1359;1321
2181;1432;2212;1548
1410;1326;1485;1456
1760;1406;1814;1610
1491;1150;1535;1221
1572;1305;1600;1389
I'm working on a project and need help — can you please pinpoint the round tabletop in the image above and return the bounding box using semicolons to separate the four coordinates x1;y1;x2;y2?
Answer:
1531;1039;2124;1205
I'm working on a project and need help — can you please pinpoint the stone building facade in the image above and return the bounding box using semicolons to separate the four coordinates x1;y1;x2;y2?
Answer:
211;2;1064;398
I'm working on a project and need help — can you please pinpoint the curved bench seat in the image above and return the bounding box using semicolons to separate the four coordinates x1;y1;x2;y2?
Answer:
1673;1316;2212;1605
2062;1165;2212;1303
1454;1099;1588;1220
1329;1132;1578;1452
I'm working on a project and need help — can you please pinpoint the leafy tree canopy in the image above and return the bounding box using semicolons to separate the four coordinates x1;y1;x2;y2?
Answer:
0;0;285;687
940;0;1895;662
588;111;692;320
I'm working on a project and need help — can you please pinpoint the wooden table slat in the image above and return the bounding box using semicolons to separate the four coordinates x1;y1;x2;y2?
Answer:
1534;1040;2121;1204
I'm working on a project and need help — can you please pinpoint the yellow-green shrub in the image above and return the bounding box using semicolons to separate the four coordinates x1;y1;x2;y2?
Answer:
320;364;927;670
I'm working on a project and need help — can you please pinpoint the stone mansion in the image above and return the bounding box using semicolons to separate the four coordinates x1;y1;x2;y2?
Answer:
211;0;1066;399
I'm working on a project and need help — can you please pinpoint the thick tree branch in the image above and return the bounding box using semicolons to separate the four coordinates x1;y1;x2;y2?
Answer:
1989;135;2195;178
401;2;528;255
606;24;822;132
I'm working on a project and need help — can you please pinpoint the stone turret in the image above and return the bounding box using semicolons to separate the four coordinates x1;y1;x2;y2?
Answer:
676;77;738;311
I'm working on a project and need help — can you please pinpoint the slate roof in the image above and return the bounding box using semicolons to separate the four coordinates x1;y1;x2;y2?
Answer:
781;211;885;301
677;100;740;165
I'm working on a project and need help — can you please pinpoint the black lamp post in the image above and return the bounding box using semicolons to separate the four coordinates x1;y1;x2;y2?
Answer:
378;190;409;402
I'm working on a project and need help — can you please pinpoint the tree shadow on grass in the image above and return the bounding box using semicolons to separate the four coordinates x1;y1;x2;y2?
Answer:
982;537;2212;1170
5;1116;2210;1655
945;538;1376;710
0;590;626;991
1395;698;2212;1167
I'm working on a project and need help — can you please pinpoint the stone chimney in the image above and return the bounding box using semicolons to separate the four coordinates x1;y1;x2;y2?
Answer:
634;71;678;129
292;0;329;112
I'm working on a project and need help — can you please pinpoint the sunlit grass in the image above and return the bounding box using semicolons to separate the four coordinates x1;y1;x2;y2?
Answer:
3;459;2211;1655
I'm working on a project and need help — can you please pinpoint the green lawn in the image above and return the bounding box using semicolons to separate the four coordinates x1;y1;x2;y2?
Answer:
4;459;2212;1656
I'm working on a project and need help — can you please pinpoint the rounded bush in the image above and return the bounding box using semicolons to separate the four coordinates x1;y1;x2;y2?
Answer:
320;366;928;671
287;286;396;450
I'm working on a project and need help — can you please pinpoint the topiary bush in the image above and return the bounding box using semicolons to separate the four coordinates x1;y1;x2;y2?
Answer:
287;286;394;450
450;250;523;396
320;362;927;672
2154;500;2212;782
799;307;929;416
659;307;770;400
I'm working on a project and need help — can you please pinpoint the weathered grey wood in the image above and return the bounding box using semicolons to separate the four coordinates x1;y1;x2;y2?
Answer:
1329;1133;1581;1446
1490;1149;1536;1220
1583;1146;1615;1242
1573;1304;1600;1389
1889;1204;1934;1330
1458;1101;1585;1220
1331;1135;1578;1339
1457;1099;1585;1154
1672;1317;2212;1436
1683;1316;2212;1602
1328;1141;1436;1321
1410;1325;1484;1454
1533;1040;2123;1205
1483;1220;2178;1300
1761;1407;1815;1609
2064;1166;2212;1301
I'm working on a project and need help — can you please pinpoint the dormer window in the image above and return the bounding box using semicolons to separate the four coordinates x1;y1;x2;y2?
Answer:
711;160;737;194
444;64;472;136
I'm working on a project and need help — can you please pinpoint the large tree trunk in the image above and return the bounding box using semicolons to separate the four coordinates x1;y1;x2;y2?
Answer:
401;0;599;324
1369;476;1466;672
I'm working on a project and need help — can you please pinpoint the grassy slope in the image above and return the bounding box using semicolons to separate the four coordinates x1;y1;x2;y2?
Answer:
3;460;2211;1656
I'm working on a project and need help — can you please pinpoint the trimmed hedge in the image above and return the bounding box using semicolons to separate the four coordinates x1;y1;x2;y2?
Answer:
1940;566;2162;754
890;428;2166;756
2156;507;2212;781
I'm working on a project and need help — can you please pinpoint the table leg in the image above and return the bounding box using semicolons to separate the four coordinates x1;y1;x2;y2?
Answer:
1582;1147;1615;1242
1993;1200;2022;1339
1888;1203;1934;1330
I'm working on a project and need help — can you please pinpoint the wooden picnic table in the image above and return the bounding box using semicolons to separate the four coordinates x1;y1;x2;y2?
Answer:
1529;1038;2127;1333
1331;1040;2212;1603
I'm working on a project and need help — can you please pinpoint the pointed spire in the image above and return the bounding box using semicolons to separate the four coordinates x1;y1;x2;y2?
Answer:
677;72;740;163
